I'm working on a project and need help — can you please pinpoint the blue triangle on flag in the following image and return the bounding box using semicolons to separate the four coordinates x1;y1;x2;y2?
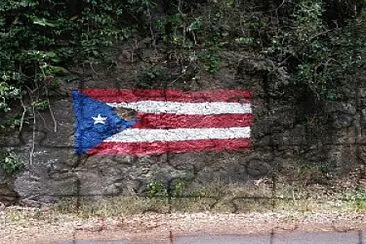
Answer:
72;90;137;154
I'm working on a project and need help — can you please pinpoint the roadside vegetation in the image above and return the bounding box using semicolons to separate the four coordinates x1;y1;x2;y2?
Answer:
1;0;365;128
2;173;365;221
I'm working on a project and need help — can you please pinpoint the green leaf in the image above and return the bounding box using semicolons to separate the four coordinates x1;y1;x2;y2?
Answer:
46;65;69;75
188;19;202;32
19;0;38;7
235;37;254;45
31;17;59;27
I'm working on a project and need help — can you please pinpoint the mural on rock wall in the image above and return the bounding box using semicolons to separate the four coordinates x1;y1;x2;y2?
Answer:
72;89;253;156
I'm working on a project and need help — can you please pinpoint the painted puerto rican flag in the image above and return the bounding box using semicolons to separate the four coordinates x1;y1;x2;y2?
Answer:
72;89;252;156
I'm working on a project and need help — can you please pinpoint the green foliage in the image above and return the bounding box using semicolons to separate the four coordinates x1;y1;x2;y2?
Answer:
0;151;24;175
345;188;366;211
141;0;366;99
0;82;21;112
264;0;366;98
235;37;255;46
146;180;168;198
0;0;146;165
0;0;364;115
171;180;187;197
137;67;163;88
0;0;136;129
146;177;191;198
31;99;49;111
199;47;221;73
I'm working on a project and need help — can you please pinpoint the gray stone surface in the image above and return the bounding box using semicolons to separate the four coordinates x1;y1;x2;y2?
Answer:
0;182;18;205
0;45;365;204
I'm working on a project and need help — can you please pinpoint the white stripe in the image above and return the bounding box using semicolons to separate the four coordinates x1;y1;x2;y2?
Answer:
107;101;251;115
104;127;251;143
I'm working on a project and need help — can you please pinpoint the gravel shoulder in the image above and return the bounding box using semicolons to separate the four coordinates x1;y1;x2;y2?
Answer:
1;208;366;243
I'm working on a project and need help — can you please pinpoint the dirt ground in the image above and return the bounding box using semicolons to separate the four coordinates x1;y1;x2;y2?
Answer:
1;208;366;243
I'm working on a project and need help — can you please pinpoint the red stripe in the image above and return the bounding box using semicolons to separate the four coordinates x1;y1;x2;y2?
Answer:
87;139;252;156
80;89;252;103
133;113;253;129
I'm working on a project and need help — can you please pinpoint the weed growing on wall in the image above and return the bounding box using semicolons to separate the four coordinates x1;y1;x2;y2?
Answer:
0;151;24;175
344;188;366;211
146;180;168;198
137;67;165;88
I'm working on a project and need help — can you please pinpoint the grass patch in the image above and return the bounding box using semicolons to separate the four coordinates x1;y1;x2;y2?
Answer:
54;196;171;218
44;181;366;218
344;188;366;212
2;181;365;225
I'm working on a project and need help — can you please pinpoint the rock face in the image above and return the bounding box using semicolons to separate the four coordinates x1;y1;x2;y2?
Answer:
1;46;365;205
0;182;18;206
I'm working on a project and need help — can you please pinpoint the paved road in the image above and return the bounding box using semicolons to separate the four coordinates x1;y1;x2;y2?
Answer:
60;230;365;243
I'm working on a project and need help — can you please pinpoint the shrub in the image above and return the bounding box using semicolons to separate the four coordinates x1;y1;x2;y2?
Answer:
0;151;24;175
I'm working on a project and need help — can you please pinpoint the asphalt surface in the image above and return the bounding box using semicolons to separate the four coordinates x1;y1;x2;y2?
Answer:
60;230;365;243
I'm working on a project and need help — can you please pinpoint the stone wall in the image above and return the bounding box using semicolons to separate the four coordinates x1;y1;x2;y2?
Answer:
0;45;365;205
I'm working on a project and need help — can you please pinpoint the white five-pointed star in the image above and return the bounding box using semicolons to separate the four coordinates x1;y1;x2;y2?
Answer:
92;114;107;125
